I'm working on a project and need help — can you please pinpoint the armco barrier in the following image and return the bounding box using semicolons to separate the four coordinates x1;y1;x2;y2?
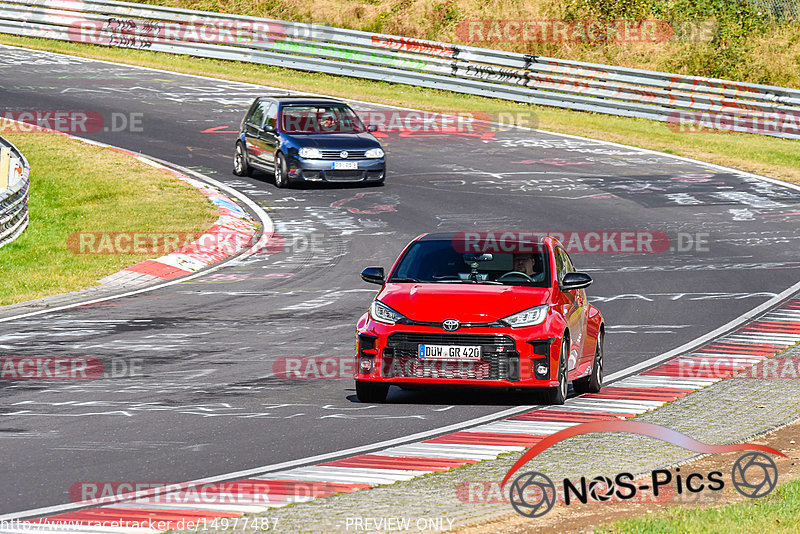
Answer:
0;0;799;139
0;136;29;249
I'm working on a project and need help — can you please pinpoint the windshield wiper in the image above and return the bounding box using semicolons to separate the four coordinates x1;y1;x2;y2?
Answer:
389;277;420;282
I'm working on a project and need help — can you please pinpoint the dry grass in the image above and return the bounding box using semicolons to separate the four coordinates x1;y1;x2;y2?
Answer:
132;0;800;87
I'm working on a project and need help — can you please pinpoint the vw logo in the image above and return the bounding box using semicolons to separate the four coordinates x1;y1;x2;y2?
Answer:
340;151;349;159
442;319;460;331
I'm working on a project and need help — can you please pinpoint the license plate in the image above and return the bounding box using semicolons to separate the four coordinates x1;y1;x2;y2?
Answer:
418;344;481;359
332;161;358;170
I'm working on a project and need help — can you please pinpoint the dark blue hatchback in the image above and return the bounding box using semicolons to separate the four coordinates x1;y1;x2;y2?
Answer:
234;96;386;187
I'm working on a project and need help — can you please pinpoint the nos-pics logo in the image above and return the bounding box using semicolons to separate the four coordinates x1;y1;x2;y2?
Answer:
501;421;783;518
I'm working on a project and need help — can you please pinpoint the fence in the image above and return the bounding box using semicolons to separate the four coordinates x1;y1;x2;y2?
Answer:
0;136;29;249
746;0;800;20
0;0;799;139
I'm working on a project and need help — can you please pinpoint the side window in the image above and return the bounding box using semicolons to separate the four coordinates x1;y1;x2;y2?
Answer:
265;103;278;130
247;102;267;128
554;248;565;283
563;250;575;273
555;248;574;283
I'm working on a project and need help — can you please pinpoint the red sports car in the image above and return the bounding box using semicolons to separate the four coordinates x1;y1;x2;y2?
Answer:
354;232;605;404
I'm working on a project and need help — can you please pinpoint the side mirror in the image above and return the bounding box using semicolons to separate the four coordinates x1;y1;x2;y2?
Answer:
560;272;592;291
262;124;275;134
361;266;385;285
367;124;378;132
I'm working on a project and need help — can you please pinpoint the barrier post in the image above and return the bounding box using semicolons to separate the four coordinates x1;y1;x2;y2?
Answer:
9;156;22;186
0;146;10;191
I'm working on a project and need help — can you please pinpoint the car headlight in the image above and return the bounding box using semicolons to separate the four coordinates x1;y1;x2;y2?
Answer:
298;147;323;159
365;148;385;159
502;305;548;328
370;300;406;325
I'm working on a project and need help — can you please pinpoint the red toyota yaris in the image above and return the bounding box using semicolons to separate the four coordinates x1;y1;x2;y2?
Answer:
354;232;605;404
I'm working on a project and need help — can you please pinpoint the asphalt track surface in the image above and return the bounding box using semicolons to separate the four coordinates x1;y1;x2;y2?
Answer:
1;45;800;515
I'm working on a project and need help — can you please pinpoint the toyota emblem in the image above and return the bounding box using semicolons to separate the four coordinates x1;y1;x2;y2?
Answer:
442;319;460;331
340;151;349;159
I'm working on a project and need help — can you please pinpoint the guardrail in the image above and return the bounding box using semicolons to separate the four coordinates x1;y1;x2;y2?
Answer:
747;0;800;20
0;136;30;249
1;0;799;139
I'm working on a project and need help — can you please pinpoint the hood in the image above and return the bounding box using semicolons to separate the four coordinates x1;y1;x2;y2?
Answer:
377;283;551;323
295;133;380;149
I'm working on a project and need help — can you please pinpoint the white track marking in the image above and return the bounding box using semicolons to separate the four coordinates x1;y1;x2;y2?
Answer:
466;421;578;434
256;467;424;484
377;443;519;460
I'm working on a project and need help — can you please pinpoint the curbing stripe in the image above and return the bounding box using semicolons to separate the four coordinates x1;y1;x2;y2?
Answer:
423;432;545;446
0;117;258;287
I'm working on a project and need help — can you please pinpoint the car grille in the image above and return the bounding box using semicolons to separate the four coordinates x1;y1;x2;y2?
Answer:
325;170;365;181
321;150;367;159
382;333;519;381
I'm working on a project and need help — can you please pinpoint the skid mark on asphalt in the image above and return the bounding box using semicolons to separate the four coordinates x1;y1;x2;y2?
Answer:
586;260;800;272
1;401;439;421
52;440;193;452
278;290;344;312
590;292;779;303
330;192;400;214
607;324;693;335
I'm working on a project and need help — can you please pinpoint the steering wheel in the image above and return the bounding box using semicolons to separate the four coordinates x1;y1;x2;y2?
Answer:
496;271;534;282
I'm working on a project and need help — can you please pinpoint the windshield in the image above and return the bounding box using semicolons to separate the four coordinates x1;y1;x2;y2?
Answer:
389;239;550;286
280;105;366;134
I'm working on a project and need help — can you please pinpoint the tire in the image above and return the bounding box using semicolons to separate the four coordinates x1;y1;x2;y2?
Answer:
274;152;289;188
574;331;604;394
544;338;569;405
356;381;389;403
233;142;251;176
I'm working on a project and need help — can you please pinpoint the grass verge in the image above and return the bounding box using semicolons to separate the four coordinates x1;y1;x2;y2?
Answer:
0;131;218;306
1;34;798;186
601;477;800;533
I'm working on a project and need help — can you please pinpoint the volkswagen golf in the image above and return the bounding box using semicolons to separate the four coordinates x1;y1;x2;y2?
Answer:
234;96;386;187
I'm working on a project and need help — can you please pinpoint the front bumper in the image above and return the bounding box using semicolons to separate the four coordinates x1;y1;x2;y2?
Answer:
288;156;386;183
355;320;561;388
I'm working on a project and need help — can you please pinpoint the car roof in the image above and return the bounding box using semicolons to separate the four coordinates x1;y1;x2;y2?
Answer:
254;95;346;106
416;232;550;245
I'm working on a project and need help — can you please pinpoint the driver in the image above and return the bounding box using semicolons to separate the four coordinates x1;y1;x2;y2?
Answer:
319;112;337;131
513;254;540;276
